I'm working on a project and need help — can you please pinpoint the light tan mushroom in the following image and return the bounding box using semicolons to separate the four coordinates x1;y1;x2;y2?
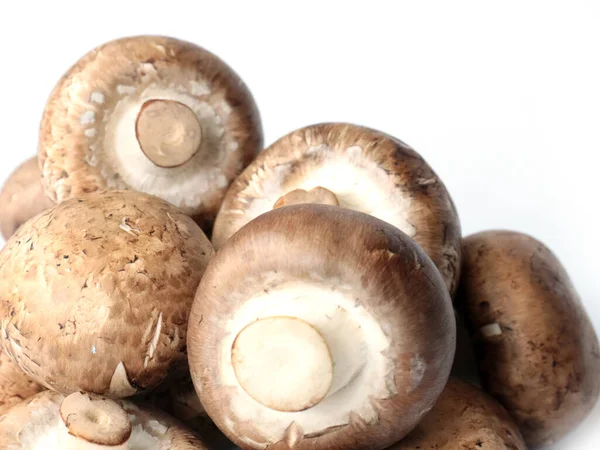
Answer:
39;35;262;229
0;390;210;449
188;204;456;450
387;378;527;449
212;123;461;295
0;157;53;240
0;190;214;397
458;230;600;447
0;347;44;415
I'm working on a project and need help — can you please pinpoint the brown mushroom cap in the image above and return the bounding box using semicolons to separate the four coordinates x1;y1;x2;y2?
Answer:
0;346;44;415
212;123;461;295
457;230;600;447
0;157;53;240
39;35;262;226
387;378;526;449
188;204;456;450
0;390;210;449
0;190;214;397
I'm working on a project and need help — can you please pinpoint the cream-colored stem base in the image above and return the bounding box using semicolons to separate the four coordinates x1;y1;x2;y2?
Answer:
273;186;340;209
231;316;334;412
135;99;202;168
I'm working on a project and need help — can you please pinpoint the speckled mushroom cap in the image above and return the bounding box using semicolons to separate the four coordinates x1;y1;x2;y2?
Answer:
458;231;600;447
0;190;214;397
0;157;53;240
39;35;262;225
212;123;461;295
0;390;210;449
188;204;456;450
387;378;526;449
0;347;44;415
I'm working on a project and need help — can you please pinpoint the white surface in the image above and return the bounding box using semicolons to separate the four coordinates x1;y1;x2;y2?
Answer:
0;1;598;448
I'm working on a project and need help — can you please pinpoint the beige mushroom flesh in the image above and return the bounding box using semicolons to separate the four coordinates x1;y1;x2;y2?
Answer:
212;122;462;295
39;35;263;229
0;347;45;415
0;390;210;449
458;230;600;447
0;190;214;397
0;157;53;241
387;378;527;449
188;204;456;450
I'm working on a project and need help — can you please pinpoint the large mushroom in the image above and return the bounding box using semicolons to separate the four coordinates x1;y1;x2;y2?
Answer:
212;123;461;294
188;204;456;450
0;157;53;240
0;190;214;397
0;347;44;415
39;35;262;229
388;378;526;449
458;230;600;447
0;390;210;448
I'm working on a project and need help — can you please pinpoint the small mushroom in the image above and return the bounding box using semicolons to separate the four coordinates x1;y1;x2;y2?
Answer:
387;378;527;449
39;35;262;228
188;204;456;450
0;190;214;397
457;230;600;447
212;123;461;295
0;157;53;240
0;390;210;448
0;347;44;415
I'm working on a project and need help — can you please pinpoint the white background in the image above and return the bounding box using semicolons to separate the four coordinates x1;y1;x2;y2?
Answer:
1;1;598;448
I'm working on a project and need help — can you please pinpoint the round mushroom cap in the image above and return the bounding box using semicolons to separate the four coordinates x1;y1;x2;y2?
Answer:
0;157;53;240
387;378;526;449
212;123;461;295
188;204;456;450
0;190;214;397
39;35;262;226
457;230;600;447
0;390;211;449
0;347;45;415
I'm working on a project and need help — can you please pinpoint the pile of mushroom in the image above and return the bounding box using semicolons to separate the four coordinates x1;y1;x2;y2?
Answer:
0;34;598;450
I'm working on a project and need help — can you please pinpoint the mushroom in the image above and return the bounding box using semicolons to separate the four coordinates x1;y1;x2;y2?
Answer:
188;204;456;450
0;346;44;415
39;35;262;229
212;123;461;295
147;380;238;449
387;378;526;449
457;230;600;447
0;157;53;240
0;190;214;397
0;390;210;448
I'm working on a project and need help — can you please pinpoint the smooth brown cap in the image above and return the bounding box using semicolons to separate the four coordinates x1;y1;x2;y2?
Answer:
387;378;526;449
189;204;456;450
212;123;461;295
457;230;600;447
39;35;262;225
0;157;53;240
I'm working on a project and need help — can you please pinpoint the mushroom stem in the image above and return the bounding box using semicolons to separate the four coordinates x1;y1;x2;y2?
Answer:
231;316;334;412
135;99;202;168
59;392;132;449
273;186;339;209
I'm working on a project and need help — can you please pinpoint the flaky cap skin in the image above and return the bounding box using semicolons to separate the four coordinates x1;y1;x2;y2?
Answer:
457;230;600;447
212;122;461;295
0;390;211;449
0;157;53;240
388;378;526;449
0;347;44;415
39;35;262;222
189;204;456;450
0;190;214;397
